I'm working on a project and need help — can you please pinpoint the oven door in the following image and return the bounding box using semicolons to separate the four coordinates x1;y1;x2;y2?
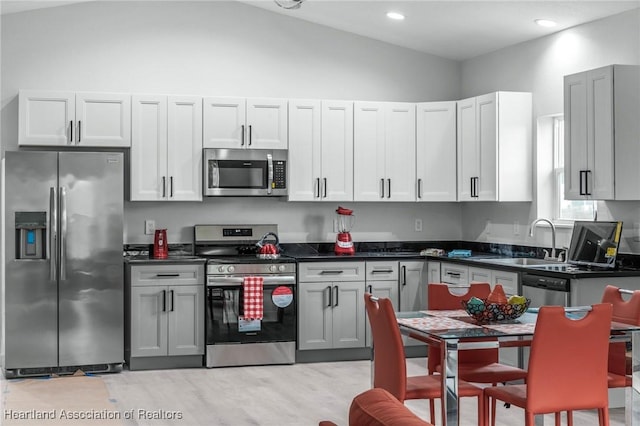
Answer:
206;275;296;345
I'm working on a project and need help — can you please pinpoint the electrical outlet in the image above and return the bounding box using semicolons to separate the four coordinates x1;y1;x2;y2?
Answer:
514;220;520;236
415;219;423;232
145;220;156;235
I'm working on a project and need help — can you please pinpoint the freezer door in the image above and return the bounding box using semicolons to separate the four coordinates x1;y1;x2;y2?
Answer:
58;152;124;366
4;151;59;369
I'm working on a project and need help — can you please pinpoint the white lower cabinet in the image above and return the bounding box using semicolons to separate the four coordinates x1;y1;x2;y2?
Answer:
364;262;399;347
127;264;205;369
298;262;366;350
468;267;519;295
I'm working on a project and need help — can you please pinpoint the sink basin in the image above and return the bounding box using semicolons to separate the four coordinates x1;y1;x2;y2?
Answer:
472;257;561;266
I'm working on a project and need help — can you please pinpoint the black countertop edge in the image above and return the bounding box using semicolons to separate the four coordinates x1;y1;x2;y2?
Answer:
122;241;640;275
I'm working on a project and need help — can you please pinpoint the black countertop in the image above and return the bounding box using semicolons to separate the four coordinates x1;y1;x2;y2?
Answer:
122;241;640;279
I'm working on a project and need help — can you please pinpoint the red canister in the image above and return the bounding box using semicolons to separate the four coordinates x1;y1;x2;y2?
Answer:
153;229;168;259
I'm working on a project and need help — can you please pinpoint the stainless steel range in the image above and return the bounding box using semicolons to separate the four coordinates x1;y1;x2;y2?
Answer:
194;224;296;367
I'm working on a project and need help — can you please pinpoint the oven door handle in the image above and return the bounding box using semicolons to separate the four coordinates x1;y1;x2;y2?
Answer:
207;276;296;286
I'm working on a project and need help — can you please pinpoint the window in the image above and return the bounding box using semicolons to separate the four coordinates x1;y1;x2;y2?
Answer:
552;116;596;221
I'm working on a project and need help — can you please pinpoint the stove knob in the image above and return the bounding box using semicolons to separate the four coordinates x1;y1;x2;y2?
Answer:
278;265;287;272
269;265;277;273
227;266;235;273
218;266;225;273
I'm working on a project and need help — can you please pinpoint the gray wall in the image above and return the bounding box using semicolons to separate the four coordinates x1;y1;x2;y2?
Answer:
459;9;640;253
1;1;463;245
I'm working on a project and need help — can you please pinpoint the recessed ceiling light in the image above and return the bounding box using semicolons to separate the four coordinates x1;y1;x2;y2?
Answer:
386;12;405;21
535;19;557;28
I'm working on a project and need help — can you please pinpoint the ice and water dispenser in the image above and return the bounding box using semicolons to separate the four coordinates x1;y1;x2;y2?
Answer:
15;212;46;259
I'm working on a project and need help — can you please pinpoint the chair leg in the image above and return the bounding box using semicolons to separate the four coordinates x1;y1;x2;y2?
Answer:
600;407;610;426
568;410;573;426
429;399;435;425
554;412;561;426
477;394;485;426
483;392;491;426
525;411;535;426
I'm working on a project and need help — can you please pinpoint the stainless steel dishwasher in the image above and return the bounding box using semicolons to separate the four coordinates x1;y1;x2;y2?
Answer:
520;273;571;368
521;273;570;308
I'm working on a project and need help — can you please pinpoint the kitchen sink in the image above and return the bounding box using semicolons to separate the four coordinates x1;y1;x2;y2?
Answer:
472;257;561;266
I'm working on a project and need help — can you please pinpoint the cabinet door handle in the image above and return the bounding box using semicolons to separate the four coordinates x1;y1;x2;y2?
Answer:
401;265;407;286
585;170;592;196
170;290;175;312
333;285;339;307
241;125;245;146
380;179;385;198
162;289;167;312
170;176;174;198
69;121;73;143
248;125;252;146
387;179;391;199
470;177;474;197
371;269;394;274
323;178;327;198
579;170;586;195
156;273;180;278
368;285;372;293
320;270;344;275
446;272;461;277
326;285;332;307
417;178;422;199
77;121;81;143
316;178;320;198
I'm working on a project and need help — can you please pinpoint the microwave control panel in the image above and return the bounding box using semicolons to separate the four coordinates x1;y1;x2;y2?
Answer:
273;161;287;189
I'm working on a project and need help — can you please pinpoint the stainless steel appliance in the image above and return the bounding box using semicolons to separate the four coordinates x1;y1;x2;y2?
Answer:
194;224;296;367
203;148;287;197
2;151;124;378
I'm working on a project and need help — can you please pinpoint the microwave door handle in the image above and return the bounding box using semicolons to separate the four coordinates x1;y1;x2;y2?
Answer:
267;153;273;195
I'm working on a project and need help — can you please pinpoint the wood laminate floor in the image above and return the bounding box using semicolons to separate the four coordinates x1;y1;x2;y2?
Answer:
2;358;631;426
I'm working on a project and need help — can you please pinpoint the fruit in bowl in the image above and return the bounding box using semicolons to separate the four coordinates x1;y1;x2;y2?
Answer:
462;293;531;323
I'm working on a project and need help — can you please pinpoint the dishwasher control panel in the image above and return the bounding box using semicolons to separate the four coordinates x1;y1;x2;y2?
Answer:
521;274;570;292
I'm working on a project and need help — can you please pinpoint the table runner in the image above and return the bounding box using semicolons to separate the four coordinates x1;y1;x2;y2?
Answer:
397;316;482;331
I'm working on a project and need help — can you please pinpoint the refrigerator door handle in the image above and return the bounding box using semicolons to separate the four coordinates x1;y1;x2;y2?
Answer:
60;187;67;281
49;187;57;281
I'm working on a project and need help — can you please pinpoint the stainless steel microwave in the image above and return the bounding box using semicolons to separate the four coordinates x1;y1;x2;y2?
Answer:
203;148;288;197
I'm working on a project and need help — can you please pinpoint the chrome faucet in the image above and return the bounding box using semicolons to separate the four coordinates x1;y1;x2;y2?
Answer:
529;218;557;260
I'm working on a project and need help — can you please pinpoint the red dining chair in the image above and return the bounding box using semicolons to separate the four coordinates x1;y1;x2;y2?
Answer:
364;293;485;426
484;304;612;426
427;283;528;425
601;285;640;387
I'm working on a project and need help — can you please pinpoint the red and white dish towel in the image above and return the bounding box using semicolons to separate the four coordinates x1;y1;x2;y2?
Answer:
242;276;264;320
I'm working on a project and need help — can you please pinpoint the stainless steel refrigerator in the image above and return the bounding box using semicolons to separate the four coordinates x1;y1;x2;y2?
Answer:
2;151;124;378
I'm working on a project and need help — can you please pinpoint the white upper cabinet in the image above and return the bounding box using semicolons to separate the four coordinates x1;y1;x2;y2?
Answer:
457;91;532;202
130;95;202;201
416;101;457;201
564;65;640;200
19;90;131;147
203;97;287;149
354;102;416;202
288;99;354;201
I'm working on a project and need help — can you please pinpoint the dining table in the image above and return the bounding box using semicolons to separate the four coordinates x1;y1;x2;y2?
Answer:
397;307;640;426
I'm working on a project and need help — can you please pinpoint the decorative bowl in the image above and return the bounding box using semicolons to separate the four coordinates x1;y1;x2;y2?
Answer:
461;299;531;323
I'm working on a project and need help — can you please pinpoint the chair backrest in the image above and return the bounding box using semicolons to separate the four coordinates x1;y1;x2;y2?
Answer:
427;282;491;310
601;285;640;325
348;388;433;426
601;285;640;375
364;293;407;402
427;283;493;371
526;303;612;413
